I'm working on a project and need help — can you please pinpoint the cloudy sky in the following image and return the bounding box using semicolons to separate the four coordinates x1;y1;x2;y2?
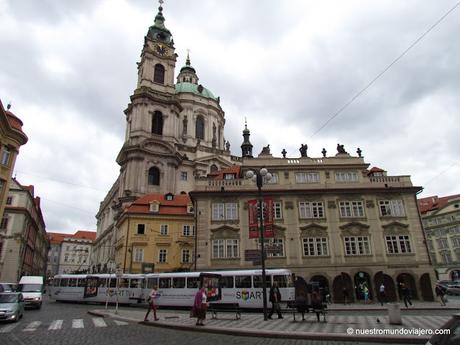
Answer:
1;0;459;234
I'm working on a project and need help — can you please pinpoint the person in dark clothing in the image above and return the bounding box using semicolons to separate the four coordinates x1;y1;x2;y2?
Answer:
295;291;308;321
342;287;349;304
311;290;323;322
435;284;447;306
268;282;283;319
401;283;412;308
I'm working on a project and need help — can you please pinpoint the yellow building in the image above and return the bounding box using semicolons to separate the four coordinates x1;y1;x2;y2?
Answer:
114;192;195;273
0;100;28;220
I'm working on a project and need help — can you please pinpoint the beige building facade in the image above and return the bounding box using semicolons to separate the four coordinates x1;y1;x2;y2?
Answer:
0;179;48;282
191;153;436;302
418;194;460;281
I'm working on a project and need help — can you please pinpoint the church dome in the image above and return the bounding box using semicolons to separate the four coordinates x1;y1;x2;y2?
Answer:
175;82;218;100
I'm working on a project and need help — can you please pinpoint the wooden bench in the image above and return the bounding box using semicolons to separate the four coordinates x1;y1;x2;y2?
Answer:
208;302;241;320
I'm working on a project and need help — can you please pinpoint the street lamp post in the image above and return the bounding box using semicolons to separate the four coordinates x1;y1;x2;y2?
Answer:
245;167;272;321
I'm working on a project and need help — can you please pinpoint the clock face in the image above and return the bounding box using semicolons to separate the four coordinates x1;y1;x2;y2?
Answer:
155;44;167;56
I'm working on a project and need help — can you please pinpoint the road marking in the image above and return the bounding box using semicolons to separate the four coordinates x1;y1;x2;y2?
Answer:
72;319;84;328
92;318;107;327
0;322;20;333
23;321;41;332
48;319;63;330
113;320;128;326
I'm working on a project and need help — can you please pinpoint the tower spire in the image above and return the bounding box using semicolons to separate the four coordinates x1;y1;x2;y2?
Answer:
241;118;253;158
147;0;173;45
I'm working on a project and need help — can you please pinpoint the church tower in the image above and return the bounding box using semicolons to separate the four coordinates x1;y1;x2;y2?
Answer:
241;121;253;158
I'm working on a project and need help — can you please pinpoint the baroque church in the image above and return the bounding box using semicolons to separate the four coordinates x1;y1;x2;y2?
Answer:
93;3;436;302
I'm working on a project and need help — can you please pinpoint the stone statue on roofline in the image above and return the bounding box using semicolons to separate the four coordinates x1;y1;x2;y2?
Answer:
337;143;347;154
299;144;308;157
260;144;271;155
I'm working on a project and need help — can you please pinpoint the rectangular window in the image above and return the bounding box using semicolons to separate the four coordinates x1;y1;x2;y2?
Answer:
212;202;238;220
344;236;371;255
379;200;405;217
181;249;190;263
299;201;324;219
183;225;192;236
441;251;452;264
225;203;238;220
180;171;188;181
303;237;328;256
1;146;10;166
273;202;282;219
451;237;460;247
173;277;186;288
160;224;168;235
6;196;12;205
257;238;285;257
159;277;171;288
219;276;234;288
212;203;225;220
159;249;167;263
235;275;251;288
133;247;144;262
212;239;239;259
295;172;320;183
339;201;364;218
137;224;145;235
335;171;358;182
186;277;199;288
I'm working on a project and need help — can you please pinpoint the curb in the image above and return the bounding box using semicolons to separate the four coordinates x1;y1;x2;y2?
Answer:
90;309;429;344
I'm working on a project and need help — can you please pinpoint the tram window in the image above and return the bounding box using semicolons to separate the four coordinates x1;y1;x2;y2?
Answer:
147;278;159;289
173;277;185;288
187;277;199;288
130;279;140;288
77;278;87;287
119;278;129;288
60;278;69;287
235;275;251;288
53;278;60;287
273;275;289;288
253;275;271;288
109;278;117;288
68;279;77;287
218;276;234;288
97;279;107;288
159;277;171;288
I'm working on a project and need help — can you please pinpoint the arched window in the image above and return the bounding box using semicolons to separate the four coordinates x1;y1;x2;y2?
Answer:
152;111;163;135
210;164;218;173
154;64;165;84
195;115;205;140
148;167;160;185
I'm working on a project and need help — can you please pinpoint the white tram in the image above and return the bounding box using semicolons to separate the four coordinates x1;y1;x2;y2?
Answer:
49;269;295;308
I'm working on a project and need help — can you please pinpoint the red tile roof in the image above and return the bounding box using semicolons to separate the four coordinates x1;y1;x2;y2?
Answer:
418;194;460;214
47;230;96;244
126;193;192;215
209;165;241;179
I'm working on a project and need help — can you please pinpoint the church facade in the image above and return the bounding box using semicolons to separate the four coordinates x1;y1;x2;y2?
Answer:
92;4;436;301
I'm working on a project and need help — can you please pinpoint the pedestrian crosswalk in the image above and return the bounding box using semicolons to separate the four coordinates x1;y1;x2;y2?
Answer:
0;317;129;333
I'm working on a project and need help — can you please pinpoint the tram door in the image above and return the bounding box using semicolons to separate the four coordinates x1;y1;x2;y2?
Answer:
200;273;222;302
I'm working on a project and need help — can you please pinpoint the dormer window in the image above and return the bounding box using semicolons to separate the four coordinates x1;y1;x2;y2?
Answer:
149;201;160;213
165;193;174;201
187;203;194;214
224;173;235;180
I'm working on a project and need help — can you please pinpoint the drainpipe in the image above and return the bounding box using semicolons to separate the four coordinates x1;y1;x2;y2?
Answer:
193;198;198;272
123;217;130;273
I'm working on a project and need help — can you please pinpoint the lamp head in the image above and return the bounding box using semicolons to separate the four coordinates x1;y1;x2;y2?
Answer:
245;170;255;179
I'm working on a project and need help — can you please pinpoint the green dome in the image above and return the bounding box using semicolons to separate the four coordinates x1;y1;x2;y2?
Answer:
175;82;218;100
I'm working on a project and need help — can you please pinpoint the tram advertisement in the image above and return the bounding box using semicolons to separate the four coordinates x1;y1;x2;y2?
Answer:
84;276;99;298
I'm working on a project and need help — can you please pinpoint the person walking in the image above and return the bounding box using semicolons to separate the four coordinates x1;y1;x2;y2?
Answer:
268;282;283;319
295;291;308;321
144;286;160;321
401;283;412;308
379;283;386;306
192;286;208;326
435;284;447;306
363;285;370;304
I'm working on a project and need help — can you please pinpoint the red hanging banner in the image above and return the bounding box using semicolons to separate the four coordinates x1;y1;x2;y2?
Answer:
247;197;274;239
